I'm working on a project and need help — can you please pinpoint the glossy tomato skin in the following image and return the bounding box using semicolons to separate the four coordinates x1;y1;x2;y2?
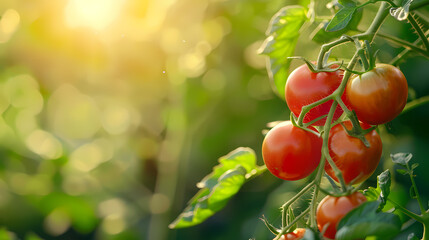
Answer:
285;64;346;126
325;121;382;185
278;228;306;240
262;121;322;181
346;63;408;125
316;192;367;239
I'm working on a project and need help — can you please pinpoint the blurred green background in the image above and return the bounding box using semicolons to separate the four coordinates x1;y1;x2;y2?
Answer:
0;0;428;239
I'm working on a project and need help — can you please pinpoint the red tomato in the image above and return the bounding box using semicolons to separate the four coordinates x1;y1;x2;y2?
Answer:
278;228;306;240
262;121;322;181
316;192;367;239
325;121;382;185
346;63;408;125
285;64;346;126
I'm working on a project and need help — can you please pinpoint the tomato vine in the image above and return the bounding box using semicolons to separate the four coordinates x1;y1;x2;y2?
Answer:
170;0;429;239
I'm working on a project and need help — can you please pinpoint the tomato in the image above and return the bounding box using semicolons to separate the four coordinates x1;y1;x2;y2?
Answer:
325;121;382;185
285;64;346;126
346;63;408;125
262;121;322;181
277;228;306;240
316;192;367;239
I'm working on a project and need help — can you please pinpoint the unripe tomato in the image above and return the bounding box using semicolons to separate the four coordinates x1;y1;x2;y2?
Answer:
262;121;322;181
285;64;346;126
325;121;382;185
346;64;408;125
277;228;306;240
316;192;367;239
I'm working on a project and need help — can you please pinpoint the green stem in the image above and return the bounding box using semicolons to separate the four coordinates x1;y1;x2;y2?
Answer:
322;101;348;192
388;198;424;222
389;29;429;65
297;96;334;126
407;13;429;51
408;166;427;214
423;221;429;240
376;32;429;58
316;2;390;69
410;0;429;10
367;2;391;35
309;155;327;228
402;95;429;114
281;181;315;227
275;208;311;240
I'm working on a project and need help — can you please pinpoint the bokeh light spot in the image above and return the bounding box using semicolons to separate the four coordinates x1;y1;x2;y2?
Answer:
149;193;170;214
98;198;126;218
0;9;20;43
65;0;124;31
44;208;71;236
47;84;101;140
102;214;126;235
101;105;131;135
69;141;108;172
26;129;63;160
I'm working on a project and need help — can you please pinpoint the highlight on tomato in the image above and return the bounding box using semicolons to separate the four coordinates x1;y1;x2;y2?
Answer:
277;228;306;240
285;63;346;126
346;63;408;125
325;121;382;185
262;121;322;181
316;192;367;239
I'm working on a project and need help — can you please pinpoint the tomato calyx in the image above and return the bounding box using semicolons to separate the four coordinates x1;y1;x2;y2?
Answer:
340;120;376;148
288;56;343;73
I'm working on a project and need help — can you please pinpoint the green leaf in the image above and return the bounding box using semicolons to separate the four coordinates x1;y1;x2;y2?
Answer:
362;187;379;201
391;152;413;167
336;201;402;240
326;2;357;32
312;8;362;43
362;170;391;210
339;0;357;7
396;169;408;175
411;163;419;170
390;0;413;21
169;148;261;228
378;170;391;206
259;6;308;98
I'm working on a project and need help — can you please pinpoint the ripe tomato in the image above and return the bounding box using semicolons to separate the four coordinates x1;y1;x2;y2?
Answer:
346;63;408;125
325;121;382;185
277;228;306;240
262;121;322;181
285;64;346;126
316;192;367;239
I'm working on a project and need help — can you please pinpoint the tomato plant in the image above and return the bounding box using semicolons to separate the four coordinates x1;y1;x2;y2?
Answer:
346;63;408;125
171;1;429;240
316;192;367;239
325;121;382;185
285;64;346;126
262;121;322;181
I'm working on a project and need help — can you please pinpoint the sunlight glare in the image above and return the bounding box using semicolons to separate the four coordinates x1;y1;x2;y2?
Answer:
65;0;124;31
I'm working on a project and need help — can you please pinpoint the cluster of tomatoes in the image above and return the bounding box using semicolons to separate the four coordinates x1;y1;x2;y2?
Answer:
262;63;408;239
